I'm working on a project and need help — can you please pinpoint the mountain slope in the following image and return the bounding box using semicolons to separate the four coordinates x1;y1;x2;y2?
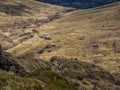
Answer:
1;0;120;90
0;0;69;50
8;2;120;74
0;51;119;90
0;49;77;90
50;56;120;90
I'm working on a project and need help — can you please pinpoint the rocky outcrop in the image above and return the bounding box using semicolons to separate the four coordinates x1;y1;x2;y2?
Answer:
50;56;120;90
0;45;25;74
0;45;120;90
0;54;25;74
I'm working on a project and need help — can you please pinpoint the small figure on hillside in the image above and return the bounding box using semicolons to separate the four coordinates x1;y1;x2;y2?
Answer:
44;34;51;40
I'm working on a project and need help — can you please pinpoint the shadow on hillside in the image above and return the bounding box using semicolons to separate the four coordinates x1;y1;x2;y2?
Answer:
36;0;120;9
0;3;30;16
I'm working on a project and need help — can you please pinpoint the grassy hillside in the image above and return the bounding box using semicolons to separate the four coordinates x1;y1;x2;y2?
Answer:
0;0;68;50
1;0;120;90
0;52;77;90
0;50;119;90
0;69;77;90
8;2;120;74
50;56;120;90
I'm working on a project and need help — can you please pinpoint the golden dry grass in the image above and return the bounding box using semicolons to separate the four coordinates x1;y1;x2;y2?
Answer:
0;0;66;49
6;2;120;74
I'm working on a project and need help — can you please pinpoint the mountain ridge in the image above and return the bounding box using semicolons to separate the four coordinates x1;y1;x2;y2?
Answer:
37;0;120;8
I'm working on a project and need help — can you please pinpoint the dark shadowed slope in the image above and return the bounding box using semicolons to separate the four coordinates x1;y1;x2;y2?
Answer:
36;0;120;8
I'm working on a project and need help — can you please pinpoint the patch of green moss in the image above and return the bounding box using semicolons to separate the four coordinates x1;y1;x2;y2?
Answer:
0;69;77;90
30;68;77;90
0;70;43;90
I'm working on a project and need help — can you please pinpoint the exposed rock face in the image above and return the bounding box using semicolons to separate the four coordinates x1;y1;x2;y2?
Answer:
50;56;120;90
